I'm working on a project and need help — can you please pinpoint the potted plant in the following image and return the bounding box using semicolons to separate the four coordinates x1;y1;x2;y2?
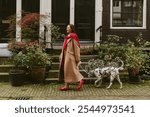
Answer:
26;44;52;83
139;56;150;81
8;40;52;84
125;40;149;83
8;40;30;86
9;52;30;86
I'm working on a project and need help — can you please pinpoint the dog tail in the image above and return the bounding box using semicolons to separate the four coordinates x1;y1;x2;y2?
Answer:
118;59;124;70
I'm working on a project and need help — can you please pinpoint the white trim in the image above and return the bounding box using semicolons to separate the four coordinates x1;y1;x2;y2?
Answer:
0;43;12;57
110;0;113;29
70;0;75;24
16;0;22;41
143;0;147;29
95;0;103;42
110;0;147;29
40;0;52;48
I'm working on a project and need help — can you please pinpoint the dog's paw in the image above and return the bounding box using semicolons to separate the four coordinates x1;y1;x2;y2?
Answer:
120;83;123;89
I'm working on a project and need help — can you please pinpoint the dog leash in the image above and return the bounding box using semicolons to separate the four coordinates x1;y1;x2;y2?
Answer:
79;64;90;75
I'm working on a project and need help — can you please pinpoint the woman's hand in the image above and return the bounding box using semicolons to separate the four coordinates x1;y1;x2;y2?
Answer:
59;52;62;62
59;56;61;62
77;61;81;68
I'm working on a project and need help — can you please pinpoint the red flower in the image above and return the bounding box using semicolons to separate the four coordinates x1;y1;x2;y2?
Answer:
20;13;40;28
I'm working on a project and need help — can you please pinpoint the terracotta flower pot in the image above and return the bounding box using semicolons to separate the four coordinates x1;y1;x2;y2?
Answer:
128;68;141;83
30;67;46;83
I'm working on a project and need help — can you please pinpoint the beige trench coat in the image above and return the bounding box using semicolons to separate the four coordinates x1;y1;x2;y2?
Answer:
58;38;83;83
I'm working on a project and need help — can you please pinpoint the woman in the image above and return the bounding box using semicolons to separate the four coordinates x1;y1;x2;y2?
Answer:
58;24;84;91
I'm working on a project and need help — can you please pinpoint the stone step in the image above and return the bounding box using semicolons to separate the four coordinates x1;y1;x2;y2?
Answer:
0;57;12;65
46;44;95;55
45;77;98;83
0;72;103;83
51;62;89;70
47;69;128;78
0;72;10;82
0;61;90;72
47;70;89;78
45;76;129;84
52;55;98;62
0;72;98;83
0;65;14;72
0;52;127;82
0;71;129;83
0;69;128;82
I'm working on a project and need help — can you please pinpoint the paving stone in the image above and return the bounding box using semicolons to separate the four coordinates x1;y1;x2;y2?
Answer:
0;81;150;100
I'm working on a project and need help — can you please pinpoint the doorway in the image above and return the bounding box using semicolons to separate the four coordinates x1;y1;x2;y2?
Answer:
75;0;95;41
52;0;70;41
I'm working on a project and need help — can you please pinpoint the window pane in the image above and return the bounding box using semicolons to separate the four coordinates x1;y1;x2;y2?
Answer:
22;0;40;12
112;0;143;27
0;0;16;43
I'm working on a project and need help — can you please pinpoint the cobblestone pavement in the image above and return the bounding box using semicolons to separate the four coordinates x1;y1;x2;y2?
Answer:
0;81;150;100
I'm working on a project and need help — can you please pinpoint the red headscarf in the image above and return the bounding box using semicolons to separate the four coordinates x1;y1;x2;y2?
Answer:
63;33;80;49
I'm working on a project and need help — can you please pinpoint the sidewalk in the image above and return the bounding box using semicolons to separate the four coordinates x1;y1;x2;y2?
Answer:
0;81;150;100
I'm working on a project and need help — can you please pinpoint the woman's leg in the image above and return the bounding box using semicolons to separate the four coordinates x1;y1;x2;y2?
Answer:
76;79;84;91
64;82;69;88
59;82;69;91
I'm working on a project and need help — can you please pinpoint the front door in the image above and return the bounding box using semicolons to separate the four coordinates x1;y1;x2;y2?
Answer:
75;0;95;41
0;0;16;43
52;0;70;41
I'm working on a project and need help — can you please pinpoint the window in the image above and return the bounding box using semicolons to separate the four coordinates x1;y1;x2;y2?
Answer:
113;1;119;7
111;0;146;29
0;0;16;43
22;0;40;12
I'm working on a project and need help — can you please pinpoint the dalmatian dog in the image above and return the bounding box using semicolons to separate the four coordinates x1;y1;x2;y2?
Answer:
82;57;124;89
93;65;123;89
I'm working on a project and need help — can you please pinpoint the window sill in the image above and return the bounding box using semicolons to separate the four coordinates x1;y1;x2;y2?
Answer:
110;27;147;30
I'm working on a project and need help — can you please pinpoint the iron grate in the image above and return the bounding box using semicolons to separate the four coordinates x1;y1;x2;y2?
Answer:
14;97;30;100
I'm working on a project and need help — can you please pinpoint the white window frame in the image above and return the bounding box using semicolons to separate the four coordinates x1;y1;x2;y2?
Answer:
110;0;147;29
